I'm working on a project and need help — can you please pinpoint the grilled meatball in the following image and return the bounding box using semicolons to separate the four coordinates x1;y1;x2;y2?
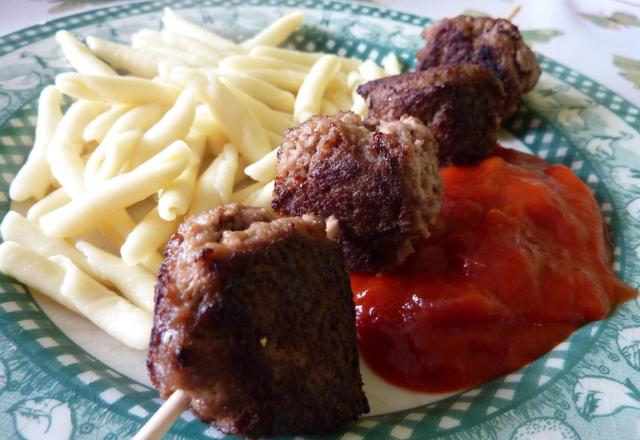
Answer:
272;111;443;272
416;15;540;119
148;204;368;437
357;64;505;165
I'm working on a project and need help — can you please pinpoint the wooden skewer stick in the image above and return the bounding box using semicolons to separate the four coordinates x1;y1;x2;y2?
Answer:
505;5;522;22
133;389;190;440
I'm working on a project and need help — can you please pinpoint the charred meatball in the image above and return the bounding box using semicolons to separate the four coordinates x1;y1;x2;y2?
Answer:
148;204;368;437
272;111;443;272
416;15;540;118
357;64;505;165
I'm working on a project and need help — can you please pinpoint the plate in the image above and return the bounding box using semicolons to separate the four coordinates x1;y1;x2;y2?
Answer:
1;1;640;439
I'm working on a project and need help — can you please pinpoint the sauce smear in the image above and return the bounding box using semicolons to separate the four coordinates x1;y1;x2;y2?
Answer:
352;148;636;392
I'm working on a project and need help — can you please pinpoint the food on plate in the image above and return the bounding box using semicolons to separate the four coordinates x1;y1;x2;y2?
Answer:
357;63;505;165
272;111;443;272
352;147;637;391
0;4;637;438
0;8;399;351
416;15;541;119
148;204;368;437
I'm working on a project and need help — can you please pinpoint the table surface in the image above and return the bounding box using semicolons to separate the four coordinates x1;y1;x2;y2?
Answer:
1;0;639;106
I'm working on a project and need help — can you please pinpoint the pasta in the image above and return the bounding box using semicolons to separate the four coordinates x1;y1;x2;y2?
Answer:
158;128;206;220
56;72;180;106
121;207;182;266
294;55;341;122
9;86;63;201
0;211;107;285
55;256;152;350
83;104;131;143
76;241;155;313
219;73;295;113
27;188;70;221
162;7;238;51
240;11;304;50
129;89;196;167
40;141;191;237
0;242;79;313
1;8;396;350
188;143;238;215
55;30;117;76
86;36;172;79
201;78;270;162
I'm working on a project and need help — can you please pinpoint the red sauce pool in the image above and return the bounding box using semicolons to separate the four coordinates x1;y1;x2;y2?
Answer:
352;147;636;393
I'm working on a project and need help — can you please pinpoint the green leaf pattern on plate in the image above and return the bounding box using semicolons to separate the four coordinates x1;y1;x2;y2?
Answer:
0;1;639;439
580;11;640;29
614;54;640;90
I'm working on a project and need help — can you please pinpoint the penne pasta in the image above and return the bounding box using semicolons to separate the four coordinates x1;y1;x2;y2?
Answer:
10;86;63;201
55;30;117;76
158;128;206;221
162;7;238;51
54;256;152;350
240;11;304;50
56;72;180;106
40;141;191;237
0;242;79;313
121;207;181;266
294;55;341;123
75;241;155;313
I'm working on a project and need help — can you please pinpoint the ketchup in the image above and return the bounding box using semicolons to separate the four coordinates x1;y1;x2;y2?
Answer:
352;147;636;392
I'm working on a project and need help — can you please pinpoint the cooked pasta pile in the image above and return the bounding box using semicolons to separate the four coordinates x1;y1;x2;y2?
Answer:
0;9;400;349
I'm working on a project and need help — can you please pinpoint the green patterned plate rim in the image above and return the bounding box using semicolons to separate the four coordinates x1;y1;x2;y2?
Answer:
0;1;639;439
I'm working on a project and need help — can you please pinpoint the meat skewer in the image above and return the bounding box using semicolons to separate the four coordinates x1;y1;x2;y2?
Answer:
133;390;190;440
272;111;443;272
137;204;368;439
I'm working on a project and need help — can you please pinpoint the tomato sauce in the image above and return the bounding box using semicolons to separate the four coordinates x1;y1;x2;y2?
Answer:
352;147;636;392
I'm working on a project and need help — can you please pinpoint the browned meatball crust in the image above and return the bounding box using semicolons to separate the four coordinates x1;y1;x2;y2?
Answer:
272;112;443;272
357;64;505;165
416;15;541;118
148;204;368;437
